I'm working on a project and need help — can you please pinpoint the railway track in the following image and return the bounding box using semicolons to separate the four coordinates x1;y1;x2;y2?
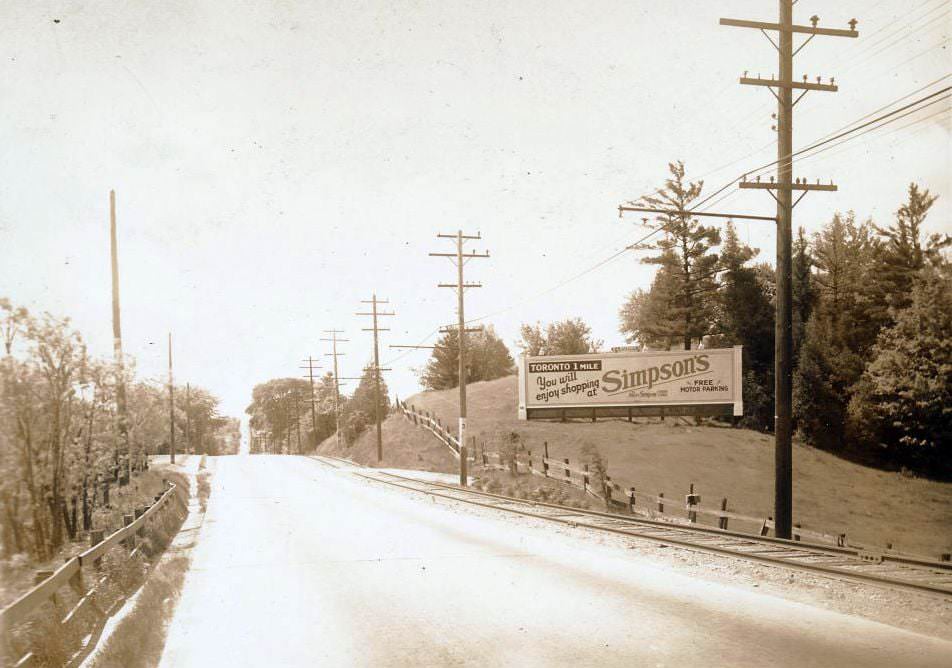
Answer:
310;456;952;599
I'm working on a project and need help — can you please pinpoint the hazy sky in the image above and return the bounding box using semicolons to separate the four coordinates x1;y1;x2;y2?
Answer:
2;1;949;421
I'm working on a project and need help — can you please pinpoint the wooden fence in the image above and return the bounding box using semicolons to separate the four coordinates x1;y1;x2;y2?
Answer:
395;399;845;546
395;399;469;461
1;481;185;667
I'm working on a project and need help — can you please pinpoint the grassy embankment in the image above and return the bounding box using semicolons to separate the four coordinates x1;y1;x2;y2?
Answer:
318;375;952;558
2;468;190;667
0;468;186;608
87;457;213;668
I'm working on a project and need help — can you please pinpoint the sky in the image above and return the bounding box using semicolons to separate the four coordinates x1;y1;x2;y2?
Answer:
1;0;949;424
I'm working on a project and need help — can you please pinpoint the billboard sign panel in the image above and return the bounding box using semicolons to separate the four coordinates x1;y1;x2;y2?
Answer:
518;346;742;419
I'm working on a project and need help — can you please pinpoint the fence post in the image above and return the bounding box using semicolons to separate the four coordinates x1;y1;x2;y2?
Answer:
628;487;636;513
135;507;146;537
604;476;612;510
543;442;550;477
761;517;772;537
123;514;135;550
719;498;729;530
89;529;105;569
527;450;532;472
564;458;570;484
102;480;110;507
686;483;699;523
583;464;590;492
657;492;664;514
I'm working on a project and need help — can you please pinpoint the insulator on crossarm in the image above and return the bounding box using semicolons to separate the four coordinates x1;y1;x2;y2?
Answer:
810;15;820;28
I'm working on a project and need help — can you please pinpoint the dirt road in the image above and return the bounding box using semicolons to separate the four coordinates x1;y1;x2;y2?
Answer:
159;455;952;667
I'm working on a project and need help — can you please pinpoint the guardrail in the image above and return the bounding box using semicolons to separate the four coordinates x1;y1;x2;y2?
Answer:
1;481;185;667
482;447;846;545
394;399;852;547
395;400;463;459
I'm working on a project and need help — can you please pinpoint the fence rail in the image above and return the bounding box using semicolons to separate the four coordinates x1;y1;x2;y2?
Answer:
395;399;852;548
1;481;183;666
396;400;462;459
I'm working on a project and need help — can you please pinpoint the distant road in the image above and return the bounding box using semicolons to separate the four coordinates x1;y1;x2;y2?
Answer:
159;456;952;667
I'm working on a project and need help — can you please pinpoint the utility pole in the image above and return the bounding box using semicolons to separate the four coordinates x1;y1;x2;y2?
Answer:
168;332;175;465
185;382;192;455
295;390;302;454
300;356;323;448
721;5;857;539
109;190;131;484
429;231;489;486
320;330;348;449
356;294;395;462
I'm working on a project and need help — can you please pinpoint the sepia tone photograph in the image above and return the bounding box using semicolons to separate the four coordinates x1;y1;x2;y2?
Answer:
1;1;950;666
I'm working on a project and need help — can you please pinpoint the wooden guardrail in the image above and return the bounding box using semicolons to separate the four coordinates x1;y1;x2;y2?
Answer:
395;399;464;460
1;481;184;667
482;445;845;544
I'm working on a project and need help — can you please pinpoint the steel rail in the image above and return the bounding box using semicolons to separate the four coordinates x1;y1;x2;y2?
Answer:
330;465;952;600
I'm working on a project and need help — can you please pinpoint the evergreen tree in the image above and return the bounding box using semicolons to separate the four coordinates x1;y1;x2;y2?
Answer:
791;227;815;363
618;266;683;349
849;265;952;476
420;325;514;390
714;222;774;429
630;161;721;350
874;183;948;314
519;318;602;356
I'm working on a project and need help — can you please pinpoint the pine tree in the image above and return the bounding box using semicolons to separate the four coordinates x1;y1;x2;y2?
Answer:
849;265;952;476
874;183;948;314
519;318;602;356
715;222;774;429
791;227;815;363
420;326;514;390
631;161;721;350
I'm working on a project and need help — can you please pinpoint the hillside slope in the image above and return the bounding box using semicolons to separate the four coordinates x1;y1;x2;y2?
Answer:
320;375;952;558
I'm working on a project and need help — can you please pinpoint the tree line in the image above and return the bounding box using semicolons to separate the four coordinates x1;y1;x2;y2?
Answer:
617;163;950;477
0;299;231;561
246;363;391;452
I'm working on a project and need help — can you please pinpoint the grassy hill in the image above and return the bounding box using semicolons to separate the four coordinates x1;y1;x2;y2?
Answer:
319;375;952;558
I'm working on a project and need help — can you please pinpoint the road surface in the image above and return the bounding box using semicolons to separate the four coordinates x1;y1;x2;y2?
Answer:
160;455;952;667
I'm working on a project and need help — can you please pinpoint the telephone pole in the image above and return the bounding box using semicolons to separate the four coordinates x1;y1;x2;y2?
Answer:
721;4;858;539
300;356;323;449
356;294;395;462
429;231;489;487
320;330;348;449
185;383;192;455
168;332;175;465
109;190;131;484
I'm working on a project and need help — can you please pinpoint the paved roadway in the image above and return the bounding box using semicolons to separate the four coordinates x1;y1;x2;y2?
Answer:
159;455;952;667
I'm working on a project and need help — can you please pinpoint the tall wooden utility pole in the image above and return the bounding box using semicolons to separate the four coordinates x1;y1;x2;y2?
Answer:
185;382;192;455
356;294;395;462
109;190;131;483
168;332;175;465
721;4;857;539
294;391;302;454
300;356;323;448
430;231;489;486
320;330;348;449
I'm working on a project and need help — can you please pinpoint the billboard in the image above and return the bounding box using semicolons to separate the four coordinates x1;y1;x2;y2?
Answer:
517;346;743;419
